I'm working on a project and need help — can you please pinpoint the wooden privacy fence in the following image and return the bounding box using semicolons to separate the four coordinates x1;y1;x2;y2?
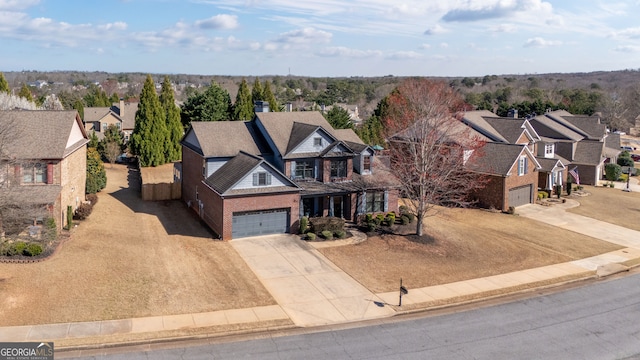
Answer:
140;162;182;201
141;181;181;201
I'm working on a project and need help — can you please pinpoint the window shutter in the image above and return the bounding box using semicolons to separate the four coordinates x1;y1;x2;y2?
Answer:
360;191;366;214
253;173;258;186
290;161;295;178
524;157;528;174
383;190;389;212
47;163;53;184
314;159;319;179
266;173;272;185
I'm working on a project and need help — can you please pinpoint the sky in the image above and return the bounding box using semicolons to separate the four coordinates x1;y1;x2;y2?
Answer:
2;0;640;77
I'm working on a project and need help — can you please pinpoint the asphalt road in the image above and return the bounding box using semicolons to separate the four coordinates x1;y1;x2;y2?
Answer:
67;273;640;360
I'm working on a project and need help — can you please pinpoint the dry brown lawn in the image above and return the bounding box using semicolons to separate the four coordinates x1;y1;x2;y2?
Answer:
0;164;274;326
319;206;622;293
567;185;640;231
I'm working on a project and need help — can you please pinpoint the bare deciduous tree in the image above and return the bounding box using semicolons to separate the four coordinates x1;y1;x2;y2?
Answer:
383;79;487;236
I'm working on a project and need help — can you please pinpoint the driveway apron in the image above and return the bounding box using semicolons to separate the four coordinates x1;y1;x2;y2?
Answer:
231;235;394;327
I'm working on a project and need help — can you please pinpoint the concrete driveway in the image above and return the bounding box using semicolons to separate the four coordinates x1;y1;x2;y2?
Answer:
231;235;395;327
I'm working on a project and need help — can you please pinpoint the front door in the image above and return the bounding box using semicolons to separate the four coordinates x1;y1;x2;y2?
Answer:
333;196;343;218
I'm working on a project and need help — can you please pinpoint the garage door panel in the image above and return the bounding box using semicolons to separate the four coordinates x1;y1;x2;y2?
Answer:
509;185;532;208
232;209;289;239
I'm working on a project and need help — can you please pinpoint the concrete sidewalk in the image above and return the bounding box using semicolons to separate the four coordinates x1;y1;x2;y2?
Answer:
3;200;640;352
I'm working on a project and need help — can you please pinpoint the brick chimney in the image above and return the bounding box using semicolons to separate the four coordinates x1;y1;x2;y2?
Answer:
119;98;125;117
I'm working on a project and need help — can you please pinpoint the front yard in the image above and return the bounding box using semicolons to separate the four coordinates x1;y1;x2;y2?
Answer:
567;185;640;232
318;206;622;293
0;165;276;326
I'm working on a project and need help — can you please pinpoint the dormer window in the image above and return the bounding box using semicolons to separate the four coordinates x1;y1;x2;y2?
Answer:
363;155;371;172
544;143;554;158
313;137;322;146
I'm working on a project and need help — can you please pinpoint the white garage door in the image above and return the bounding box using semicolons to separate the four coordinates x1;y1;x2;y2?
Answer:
509;185;532;208
232;209;289;239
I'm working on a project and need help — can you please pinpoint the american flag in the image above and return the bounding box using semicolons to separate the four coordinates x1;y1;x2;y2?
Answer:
569;167;580;185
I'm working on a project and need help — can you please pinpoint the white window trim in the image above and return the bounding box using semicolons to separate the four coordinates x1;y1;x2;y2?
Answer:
544;143;554;158
518;156;528;176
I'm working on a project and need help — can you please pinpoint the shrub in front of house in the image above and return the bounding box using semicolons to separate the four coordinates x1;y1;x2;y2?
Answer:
86;193;98;205
74;203;93;220
310;217;345;234
321;230;333;240
605;163;622;181
306;233;316;241
24;243;43;256
366;221;377;233
401;215;410;225
300;216;308;234
335;230;346;239
385;212;396;226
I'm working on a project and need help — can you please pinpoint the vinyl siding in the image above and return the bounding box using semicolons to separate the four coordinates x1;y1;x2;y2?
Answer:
233;163;291;189
290;131;333;154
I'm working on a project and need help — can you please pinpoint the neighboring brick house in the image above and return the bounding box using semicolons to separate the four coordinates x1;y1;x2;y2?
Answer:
461;111;542;209
0;110;89;232
529;110;619;185
181;111;398;240
84;100;138;142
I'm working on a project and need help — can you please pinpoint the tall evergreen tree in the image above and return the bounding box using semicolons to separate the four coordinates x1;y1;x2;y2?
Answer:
234;78;254;121
251;77;263;103
263;80;279;112
74;99;85;120
18;84;33;102
0;72;9;94
130;75;167;167
86;147;107;194
180;81;232;128
160;76;183;161
323;106;353;129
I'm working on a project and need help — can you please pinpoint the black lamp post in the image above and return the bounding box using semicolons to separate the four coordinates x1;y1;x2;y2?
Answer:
623;166;632;192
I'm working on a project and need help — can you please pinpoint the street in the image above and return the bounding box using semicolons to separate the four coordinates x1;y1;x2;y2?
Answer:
65;271;640;359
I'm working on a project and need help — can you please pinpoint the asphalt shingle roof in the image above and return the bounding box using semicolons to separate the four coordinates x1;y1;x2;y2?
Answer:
573;140;605;166
204;152;262;194
184;121;262;157
530;116;584;142
482;117;529;144
468;142;527;176
0;110;86;159
255;112;338;157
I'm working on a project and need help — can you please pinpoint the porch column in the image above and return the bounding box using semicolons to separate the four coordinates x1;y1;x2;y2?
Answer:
329;196;334;217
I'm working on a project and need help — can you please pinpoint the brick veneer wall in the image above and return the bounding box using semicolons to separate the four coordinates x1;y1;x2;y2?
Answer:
181;145;203;213
59;146;87;230
474;159;538;211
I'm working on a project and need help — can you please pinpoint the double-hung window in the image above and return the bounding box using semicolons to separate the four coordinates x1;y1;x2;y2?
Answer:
518;156;528;176
365;192;385;212
22;163;47;184
363;156;371;172
544;143;554;158
295;160;314;179
330;160;347;178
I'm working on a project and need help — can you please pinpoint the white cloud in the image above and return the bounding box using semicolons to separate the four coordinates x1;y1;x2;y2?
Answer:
420;43;431;49
440;42;449;48
0;0;39;11
195;14;238;30
442;0;554;22
387;51;422;60
424;24;446;35
98;22;128;31
275;27;332;44
611;27;640;39
490;23;516;33
317;46;381;58
523;37;562;48
613;45;640;53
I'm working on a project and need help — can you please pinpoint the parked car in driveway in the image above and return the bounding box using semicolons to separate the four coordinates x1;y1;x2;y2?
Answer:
632;154;640;162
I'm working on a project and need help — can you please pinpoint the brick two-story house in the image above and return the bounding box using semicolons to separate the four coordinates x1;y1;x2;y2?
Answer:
0;110;89;233
181;111;398;240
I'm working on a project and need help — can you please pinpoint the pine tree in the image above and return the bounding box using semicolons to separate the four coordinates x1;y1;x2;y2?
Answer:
130;75;167;167
74;99;84;120
234;78;254;121
0;72;9;94
323;106;353;129
160;76;183;161
88;130;99;149
180;81;232;128
18;84;33;102
251;77;263;103
263;80;280;112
